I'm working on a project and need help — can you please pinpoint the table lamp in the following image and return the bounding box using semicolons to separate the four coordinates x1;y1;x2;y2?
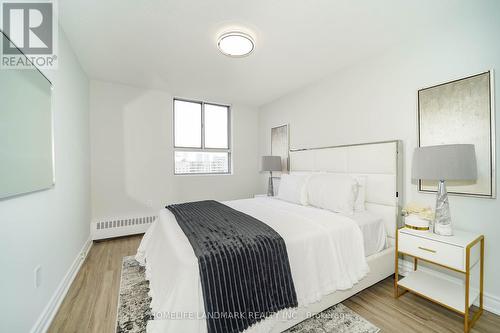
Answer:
411;144;477;236
261;156;282;196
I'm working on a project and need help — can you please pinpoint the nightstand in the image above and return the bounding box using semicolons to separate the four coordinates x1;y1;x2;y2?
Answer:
395;228;484;333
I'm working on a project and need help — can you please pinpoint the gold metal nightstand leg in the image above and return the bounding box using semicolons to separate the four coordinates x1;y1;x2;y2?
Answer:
480;238;484;310
394;229;409;299
394;228;399;298
463;236;485;333
394;258;399;298
465;238;485;332
465;244;469;333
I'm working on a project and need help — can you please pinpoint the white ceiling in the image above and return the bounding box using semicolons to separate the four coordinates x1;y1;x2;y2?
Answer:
60;0;462;106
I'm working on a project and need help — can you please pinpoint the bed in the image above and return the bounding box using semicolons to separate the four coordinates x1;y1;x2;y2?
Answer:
136;140;403;333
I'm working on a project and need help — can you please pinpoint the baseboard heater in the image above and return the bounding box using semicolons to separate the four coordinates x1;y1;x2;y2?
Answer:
92;215;157;240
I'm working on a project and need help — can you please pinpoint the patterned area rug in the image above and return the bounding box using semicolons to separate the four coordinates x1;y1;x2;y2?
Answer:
116;257;152;333
116;256;380;333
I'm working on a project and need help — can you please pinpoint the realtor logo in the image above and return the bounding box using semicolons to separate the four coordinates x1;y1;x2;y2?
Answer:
1;0;58;69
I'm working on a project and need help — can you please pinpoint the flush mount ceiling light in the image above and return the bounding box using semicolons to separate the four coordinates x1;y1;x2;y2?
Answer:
217;32;255;57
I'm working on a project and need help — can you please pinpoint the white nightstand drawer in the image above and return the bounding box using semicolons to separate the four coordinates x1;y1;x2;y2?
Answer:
398;231;464;271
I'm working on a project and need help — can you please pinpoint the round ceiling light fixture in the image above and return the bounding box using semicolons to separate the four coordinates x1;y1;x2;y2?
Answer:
217;31;255;57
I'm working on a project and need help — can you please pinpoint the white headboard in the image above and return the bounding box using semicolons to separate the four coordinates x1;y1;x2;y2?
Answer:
289;140;403;244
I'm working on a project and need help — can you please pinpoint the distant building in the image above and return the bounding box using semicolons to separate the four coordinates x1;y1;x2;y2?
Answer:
175;152;228;174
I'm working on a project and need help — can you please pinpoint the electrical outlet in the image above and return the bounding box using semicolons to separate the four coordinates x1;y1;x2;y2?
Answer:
34;266;42;288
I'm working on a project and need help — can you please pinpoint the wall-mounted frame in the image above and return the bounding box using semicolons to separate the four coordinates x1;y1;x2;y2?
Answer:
271;124;290;173
417;70;496;198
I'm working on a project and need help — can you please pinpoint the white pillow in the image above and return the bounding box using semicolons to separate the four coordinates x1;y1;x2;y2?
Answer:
307;173;357;215
277;174;310;205
352;176;366;212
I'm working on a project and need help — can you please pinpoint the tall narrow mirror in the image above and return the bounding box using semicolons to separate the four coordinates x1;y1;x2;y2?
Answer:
0;31;54;199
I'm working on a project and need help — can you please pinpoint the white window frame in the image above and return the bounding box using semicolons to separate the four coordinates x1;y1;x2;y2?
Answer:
173;98;232;175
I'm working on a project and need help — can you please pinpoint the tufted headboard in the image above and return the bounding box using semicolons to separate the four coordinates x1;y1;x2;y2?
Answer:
289;140;403;245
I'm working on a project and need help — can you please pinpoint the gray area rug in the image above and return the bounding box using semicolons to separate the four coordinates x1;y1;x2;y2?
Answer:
116;256;380;333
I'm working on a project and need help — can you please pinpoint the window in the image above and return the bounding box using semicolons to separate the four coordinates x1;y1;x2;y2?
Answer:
174;99;231;175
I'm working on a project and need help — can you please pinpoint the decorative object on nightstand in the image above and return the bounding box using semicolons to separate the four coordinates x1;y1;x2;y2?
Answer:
261;156;282;196
395;228;484;333
411;144;477;236
402;203;434;231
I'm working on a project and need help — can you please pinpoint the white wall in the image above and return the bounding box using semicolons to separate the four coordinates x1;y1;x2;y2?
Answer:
0;31;90;332
259;6;500;310
90;80;261;221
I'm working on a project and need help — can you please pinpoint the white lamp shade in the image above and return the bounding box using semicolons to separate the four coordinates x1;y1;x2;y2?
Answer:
261;156;282;172
411;144;477;181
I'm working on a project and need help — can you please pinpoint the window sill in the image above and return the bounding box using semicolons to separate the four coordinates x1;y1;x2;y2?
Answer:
174;173;233;177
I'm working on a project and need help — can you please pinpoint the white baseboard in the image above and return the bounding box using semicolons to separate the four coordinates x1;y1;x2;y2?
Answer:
484;293;500;316
399;258;500;315
30;236;92;333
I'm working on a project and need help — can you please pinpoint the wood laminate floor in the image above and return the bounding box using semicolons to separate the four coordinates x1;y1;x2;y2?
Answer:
49;235;500;333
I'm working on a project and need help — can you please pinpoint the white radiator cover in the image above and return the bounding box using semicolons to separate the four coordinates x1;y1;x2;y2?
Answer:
92;215;156;240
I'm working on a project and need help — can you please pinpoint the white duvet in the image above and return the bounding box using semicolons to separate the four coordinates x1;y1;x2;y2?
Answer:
135;197;369;333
